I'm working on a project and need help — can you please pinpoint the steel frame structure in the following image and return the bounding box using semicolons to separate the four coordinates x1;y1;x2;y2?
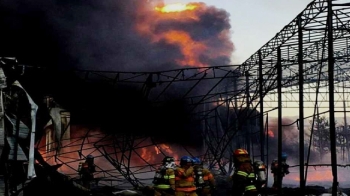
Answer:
37;65;252;188
2;0;350;195
240;0;350;194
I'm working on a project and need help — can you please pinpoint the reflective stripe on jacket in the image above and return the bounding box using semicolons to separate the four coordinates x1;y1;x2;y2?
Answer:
175;166;196;192
248;173;255;178
175;186;196;192
237;170;248;177
154;184;171;189
164;174;175;179
155;173;175;189
232;161;257;192
153;168;175;190
245;185;256;191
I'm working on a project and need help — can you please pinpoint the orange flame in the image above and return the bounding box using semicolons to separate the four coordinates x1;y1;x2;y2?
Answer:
154;146;160;154
155;3;197;13
141;147;154;162
135;2;232;68
140;143;180;164
266;129;274;138
162;30;207;66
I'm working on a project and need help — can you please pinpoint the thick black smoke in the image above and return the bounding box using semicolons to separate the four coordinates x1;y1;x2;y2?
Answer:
0;0;233;71
0;0;146;70
0;0;234;147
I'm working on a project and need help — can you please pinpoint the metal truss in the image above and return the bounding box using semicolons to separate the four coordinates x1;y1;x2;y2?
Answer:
35;65;256;186
241;0;350;109
3;0;350;194
239;0;350;194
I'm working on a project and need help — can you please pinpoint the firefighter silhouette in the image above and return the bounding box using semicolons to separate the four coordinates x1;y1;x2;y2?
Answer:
192;157;215;196
270;152;290;190
253;160;267;193
153;156;176;196
78;154;96;189
231;149;258;196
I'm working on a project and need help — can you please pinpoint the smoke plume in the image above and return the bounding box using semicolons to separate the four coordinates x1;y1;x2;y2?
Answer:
266;117;319;164
265;117;350;187
0;0;234;147
0;0;234;71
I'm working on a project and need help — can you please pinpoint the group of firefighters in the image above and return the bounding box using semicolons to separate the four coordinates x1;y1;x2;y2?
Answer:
152;155;215;196
76;149;290;196
151;149;290;196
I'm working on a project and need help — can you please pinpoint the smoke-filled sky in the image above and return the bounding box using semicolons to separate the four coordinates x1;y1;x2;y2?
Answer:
0;0;317;71
0;0;235;72
165;0;313;64
0;0;239;147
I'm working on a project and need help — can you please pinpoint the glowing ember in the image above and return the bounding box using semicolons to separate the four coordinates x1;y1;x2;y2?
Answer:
155;3;197;13
266;129;274;137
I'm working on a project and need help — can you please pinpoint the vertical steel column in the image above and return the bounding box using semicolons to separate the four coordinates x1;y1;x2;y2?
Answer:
259;50;265;162
234;76;238;111
343;82;347;133
342;82;348;161
245;71;251;153
0;90;4;147
277;47;283;193
233;75;241;134
15;99;21;162
298;14;305;193
327;0;338;195
233;76;238;149
265;113;269;186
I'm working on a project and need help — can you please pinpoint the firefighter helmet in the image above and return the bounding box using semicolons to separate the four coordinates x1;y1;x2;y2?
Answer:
192;157;202;165
233;149;249;156
162;156;176;169
281;152;288;160
180;156;193;166
162;156;175;164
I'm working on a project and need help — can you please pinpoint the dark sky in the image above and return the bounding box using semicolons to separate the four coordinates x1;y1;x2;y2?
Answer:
0;0;233;72
0;0;234;147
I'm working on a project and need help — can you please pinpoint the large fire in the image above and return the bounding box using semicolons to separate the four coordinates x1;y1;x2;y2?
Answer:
37;125;187;178
140;143;180;165
155;3;197;13
136;2;234;68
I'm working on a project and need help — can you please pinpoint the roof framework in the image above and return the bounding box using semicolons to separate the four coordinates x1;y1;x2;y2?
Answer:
2;0;350;194
35;0;350;190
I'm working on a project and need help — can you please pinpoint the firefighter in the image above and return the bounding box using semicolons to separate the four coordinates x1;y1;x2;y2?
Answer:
78;154;96;189
153;156;176;196
174;156;197;196
192;157;215;196
271;152;290;190
253;160;267;193
230;149;258;196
